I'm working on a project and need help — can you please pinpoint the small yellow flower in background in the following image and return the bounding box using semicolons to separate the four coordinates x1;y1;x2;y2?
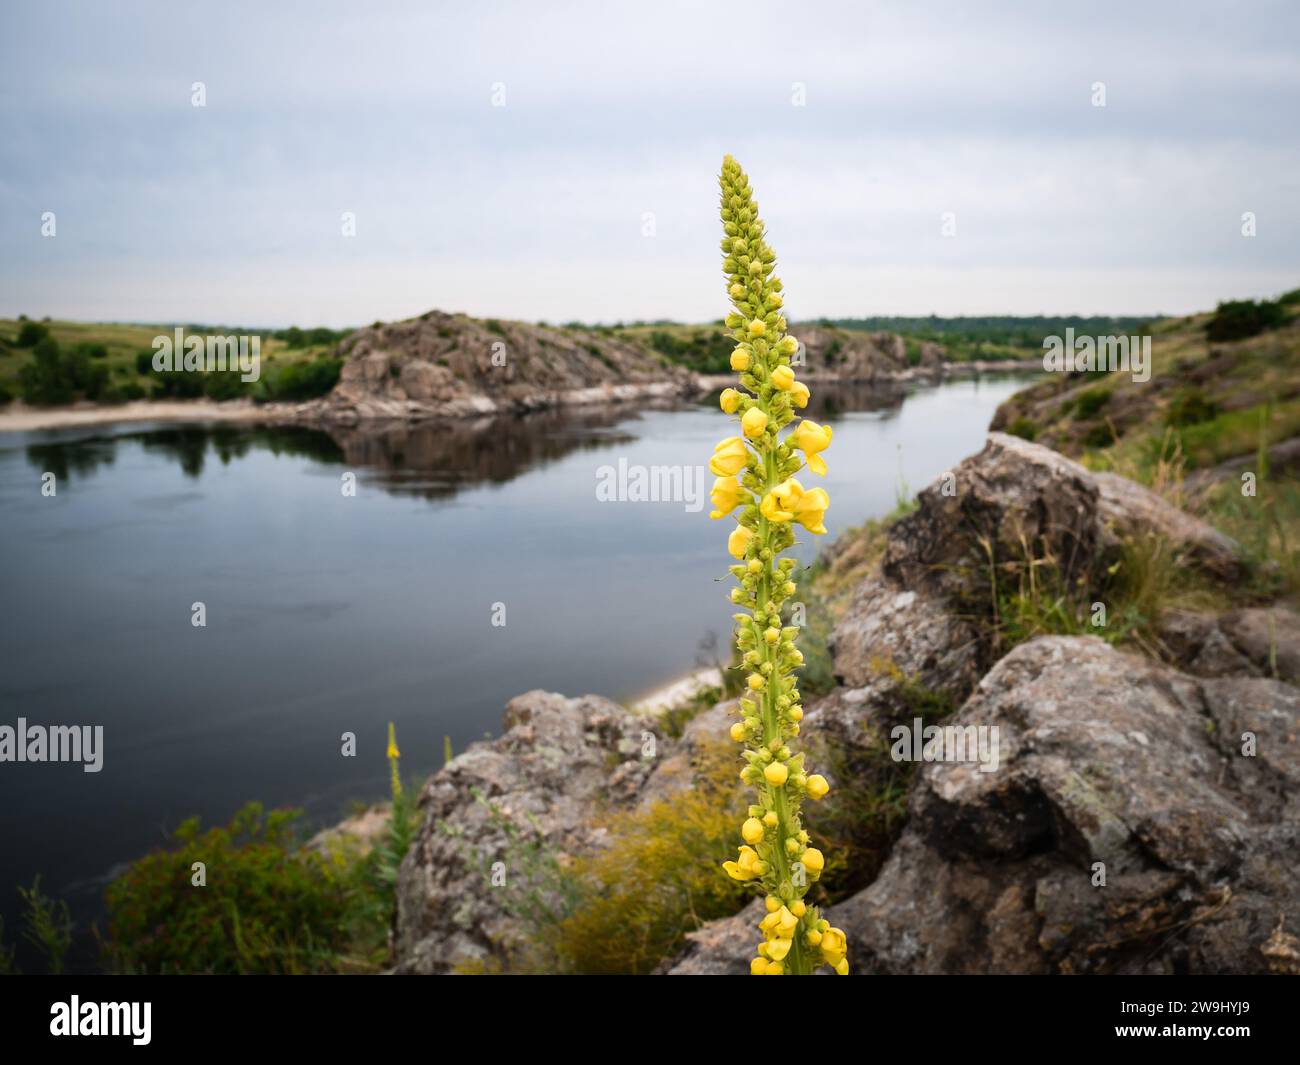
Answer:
709;155;845;976
789;420;833;476
771;365;796;391
709;476;747;519
740;407;768;439
709;436;749;477
727;525;753;559
386;721;402;802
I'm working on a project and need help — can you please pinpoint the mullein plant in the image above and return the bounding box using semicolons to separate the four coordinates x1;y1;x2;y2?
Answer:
708;156;848;976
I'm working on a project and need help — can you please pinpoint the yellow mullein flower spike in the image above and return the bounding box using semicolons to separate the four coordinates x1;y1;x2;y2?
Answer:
709;155;846;976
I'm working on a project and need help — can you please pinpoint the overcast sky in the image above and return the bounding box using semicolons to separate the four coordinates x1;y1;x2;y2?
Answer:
2;1;1297;327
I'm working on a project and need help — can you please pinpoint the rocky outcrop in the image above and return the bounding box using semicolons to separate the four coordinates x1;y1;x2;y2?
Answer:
665;433;1293;976
827;433;1243;703
833;637;1300;975
671;636;1300;975
393;690;661;973
318;311;693;423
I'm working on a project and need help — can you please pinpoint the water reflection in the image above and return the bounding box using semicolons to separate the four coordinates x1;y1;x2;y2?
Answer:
20;383;922;496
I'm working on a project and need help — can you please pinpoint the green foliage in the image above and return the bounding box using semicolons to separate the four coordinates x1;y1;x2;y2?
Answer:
104;798;401;974
18;337;109;405
1006;416;1038;441
1072;386;1110;420
0;383;13;406
647;327;734;373
551;743;749;974
15;321;49;348
817;314;1157;362
17;876;73;975
0;917;16;974
1082;422;1115;449
257;356;343;401
1165;387;1219;428
274;326;350;349
1205;298;1286;342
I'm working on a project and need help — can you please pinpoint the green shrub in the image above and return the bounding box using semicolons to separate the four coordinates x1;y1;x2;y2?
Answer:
1205;299;1285;342
1083;422;1115;449
15;321;49;348
259;357;343;402
1006;417;1038;441
551;743;749;973
1165;388;1219;428
1072;386;1110;420
105;802;379;974
0;383;13;406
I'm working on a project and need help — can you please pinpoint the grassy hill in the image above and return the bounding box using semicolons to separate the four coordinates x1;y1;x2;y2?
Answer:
991;289;1300;599
0;318;347;406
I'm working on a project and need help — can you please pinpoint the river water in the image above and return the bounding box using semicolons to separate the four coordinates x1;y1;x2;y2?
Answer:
0;373;1032;959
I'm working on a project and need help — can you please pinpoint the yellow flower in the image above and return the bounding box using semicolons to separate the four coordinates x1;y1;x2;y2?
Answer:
764;479;829;534
722;845;767;882
749;957;768;975
763;810;779;828
765;937;792;961
748;320;766;338
763;961;784;975
806;774;830;800
727;525;753;559
834;958;849;976
709;436;749;477
741;407;768;439
800;847;825;876
741;817;765;844
789;420;833;476
771;365;796;391
719;387;742;413
709;476;747;519
760;487;794;523
790;381;810;408
763;762;789;787
730;348;751;372
729;721;747;742
386;723;400;761
820;927;847;966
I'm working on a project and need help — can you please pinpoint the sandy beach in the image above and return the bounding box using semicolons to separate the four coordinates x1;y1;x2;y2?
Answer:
0;399;293;433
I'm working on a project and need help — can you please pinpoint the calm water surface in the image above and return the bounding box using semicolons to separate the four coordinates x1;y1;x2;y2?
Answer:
0;374;1031;958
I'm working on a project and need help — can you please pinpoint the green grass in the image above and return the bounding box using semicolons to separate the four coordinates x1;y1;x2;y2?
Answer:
0;318;345;403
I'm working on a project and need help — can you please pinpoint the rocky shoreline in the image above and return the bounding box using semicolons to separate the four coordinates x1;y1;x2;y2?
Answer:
387;432;1300;975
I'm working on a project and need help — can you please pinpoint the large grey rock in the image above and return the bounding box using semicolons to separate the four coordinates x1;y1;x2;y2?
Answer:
393;690;661;973
828;433;1244;702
